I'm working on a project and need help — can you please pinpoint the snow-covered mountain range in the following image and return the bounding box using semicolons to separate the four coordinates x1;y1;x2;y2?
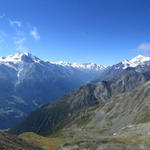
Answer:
1;53;149;72
0;52;105;129
52;61;106;71
52;54;150;72
0;52;106;71
0;52;150;129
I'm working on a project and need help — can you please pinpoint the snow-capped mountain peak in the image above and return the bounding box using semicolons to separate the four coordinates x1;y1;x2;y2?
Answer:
130;55;150;63
122;55;150;69
0;52;40;63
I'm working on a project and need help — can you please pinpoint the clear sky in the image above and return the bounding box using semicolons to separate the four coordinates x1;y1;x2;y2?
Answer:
0;0;150;66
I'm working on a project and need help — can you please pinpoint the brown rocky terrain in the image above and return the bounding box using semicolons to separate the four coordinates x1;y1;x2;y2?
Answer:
0;131;42;150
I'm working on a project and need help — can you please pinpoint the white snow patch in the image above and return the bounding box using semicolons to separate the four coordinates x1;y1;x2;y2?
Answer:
113;133;117;136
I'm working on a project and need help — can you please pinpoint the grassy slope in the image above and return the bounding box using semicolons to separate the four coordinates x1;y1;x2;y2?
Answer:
19;132;150;150
19;132;75;150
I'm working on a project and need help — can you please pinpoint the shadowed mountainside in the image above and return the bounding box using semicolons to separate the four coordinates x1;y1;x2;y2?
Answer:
10;69;150;135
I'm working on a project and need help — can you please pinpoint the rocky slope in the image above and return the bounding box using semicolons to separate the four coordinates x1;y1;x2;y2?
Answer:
57;80;150;150
63;80;150;137
59;138;150;150
0;131;42;150
14;79;150;150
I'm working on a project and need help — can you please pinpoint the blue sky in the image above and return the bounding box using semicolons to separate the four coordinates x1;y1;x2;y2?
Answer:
0;0;150;65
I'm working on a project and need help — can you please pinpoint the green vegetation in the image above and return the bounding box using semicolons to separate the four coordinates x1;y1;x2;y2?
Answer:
134;106;150;124
75;113;92;127
19;132;75;150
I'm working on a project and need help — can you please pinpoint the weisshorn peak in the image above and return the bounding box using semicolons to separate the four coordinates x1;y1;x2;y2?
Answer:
94;54;150;82
122;55;150;69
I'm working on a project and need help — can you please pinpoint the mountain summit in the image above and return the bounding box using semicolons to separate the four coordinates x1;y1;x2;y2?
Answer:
94;54;150;82
0;52;40;64
122;55;150;69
